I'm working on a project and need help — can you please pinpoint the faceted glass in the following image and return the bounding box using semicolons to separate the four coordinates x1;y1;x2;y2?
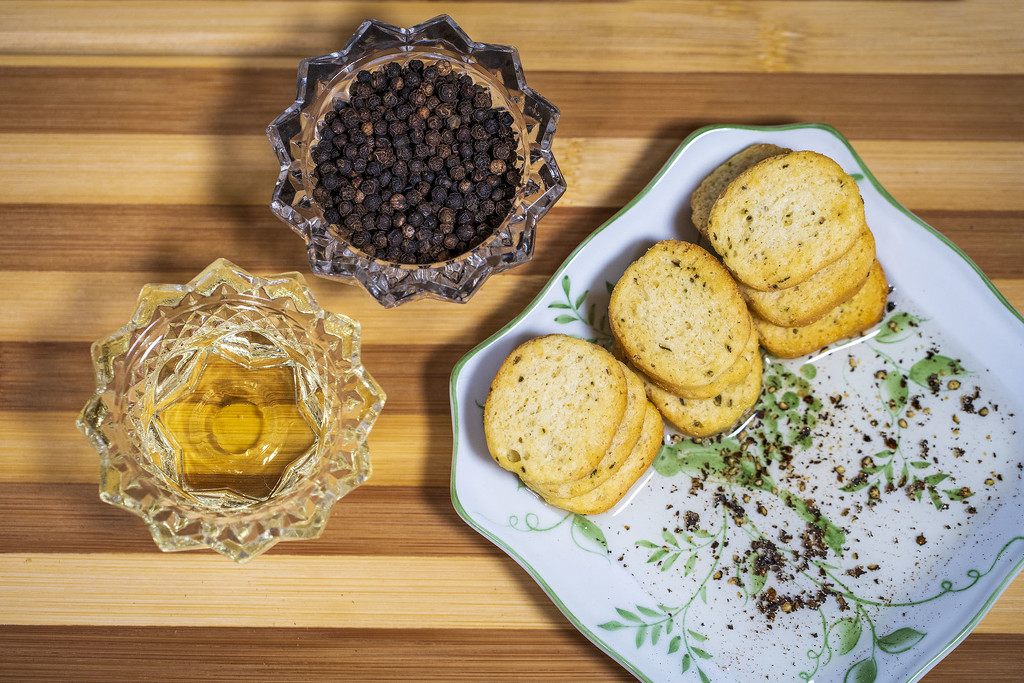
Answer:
77;258;385;562
267;14;565;307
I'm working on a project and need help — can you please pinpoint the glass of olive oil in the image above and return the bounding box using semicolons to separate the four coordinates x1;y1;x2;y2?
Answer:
78;258;385;562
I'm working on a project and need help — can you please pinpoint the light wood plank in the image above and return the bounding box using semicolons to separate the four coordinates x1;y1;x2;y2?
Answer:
0;553;1021;634
3;272;1020;345
3;135;1024;211
0;271;550;344
0;411;454;486
0;1;1021;74
0;553;560;627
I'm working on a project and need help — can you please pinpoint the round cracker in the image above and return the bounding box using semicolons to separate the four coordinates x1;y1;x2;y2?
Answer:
708;150;866;291
610;240;752;393
484;334;628;484
740;228;876;327
754;260;889;358
543;403;664;515
527;362;648;499
644;349;763;438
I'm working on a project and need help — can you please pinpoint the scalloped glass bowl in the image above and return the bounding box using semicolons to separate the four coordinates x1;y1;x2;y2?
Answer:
267;14;565;307
76;259;385;562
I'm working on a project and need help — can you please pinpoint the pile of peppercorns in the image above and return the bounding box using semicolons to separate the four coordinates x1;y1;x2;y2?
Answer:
310;58;523;265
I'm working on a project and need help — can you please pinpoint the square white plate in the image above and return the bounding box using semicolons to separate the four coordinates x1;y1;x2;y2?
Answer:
450;124;1024;682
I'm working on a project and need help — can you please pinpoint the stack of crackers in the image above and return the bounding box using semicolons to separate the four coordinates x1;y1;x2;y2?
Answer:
484;334;664;514
483;145;890;516
609;240;763;439
693;145;888;358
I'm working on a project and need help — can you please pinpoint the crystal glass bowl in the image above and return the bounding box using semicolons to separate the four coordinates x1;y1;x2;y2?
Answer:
76;258;385;562
267;14;565;307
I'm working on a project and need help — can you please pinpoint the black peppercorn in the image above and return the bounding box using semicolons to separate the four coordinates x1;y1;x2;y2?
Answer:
313;58;523;265
438;82;458;102
362;194;382;212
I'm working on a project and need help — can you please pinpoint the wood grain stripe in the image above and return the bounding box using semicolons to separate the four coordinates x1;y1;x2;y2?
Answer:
0;204;617;275
1;627;1022;681
3;272;1021;347
0;271;550;344
0;484;492;557
0;411;455;487
4;67;1023;142
0;552;1021;633
0;625;628;681
0;342;465;415
4;135;1024;210
1;1;1021;74
1;204;1020;278
0;553;561;628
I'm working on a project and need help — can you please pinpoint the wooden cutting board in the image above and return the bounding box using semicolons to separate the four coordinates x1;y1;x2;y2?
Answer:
1;1;1022;680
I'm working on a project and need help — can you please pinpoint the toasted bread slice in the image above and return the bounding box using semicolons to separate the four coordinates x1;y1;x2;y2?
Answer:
543;403;664;515
640;349;762;438
754;260;889;358
610;240;753;394
741;228;876;327
691;144;791;237
608;337;755;401
708;150;866;291
527;362;648;499
484;334;628;484
673;322;759;399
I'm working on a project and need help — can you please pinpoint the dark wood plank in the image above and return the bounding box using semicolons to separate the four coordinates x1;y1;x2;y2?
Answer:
3;67;1023;141
0;484;493;557
922;633;1024;681
1;341;466;415
0;626;1019;681
0;625;628;682
0;204;616;276
3;203;1022;279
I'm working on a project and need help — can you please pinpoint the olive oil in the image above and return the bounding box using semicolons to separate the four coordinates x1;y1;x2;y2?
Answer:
151;342;322;504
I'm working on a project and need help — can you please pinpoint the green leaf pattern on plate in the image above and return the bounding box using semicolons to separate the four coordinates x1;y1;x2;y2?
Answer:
507;511;609;558
547;274;615;349
517;298;1013;680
